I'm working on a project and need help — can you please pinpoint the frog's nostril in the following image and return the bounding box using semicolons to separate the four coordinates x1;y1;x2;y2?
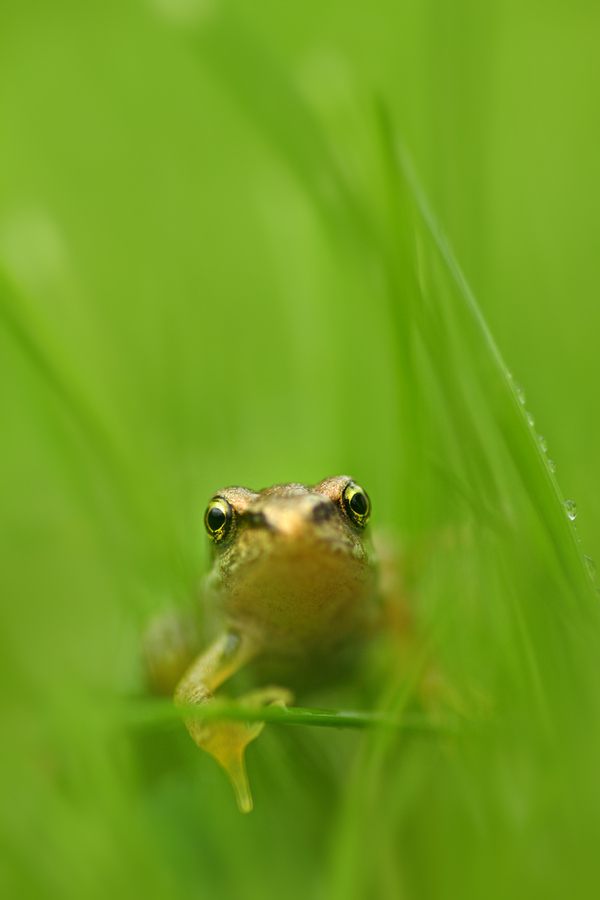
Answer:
312;502;334;524
245;511;270;529
255;497;334;535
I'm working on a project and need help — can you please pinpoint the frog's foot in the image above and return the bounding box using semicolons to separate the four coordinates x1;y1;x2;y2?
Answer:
240;685;295;713
193;686;294;813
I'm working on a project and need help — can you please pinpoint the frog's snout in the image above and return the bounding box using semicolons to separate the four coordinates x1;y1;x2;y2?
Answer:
248;496;334;539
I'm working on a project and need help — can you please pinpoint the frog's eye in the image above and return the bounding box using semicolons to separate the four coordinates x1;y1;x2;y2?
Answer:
341;482;371;528
204;497;234;543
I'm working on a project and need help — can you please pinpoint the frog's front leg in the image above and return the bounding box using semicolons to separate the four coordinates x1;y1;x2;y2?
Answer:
174;632;293;812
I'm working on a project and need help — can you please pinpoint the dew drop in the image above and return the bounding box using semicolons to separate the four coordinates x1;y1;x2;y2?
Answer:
585;555;597;581
514;382;526;405
537;434;548;452
563;499;578;521
526;412;535;427
548;460;557;473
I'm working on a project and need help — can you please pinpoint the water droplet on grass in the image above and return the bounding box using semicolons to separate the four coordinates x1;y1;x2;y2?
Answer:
585;556;597;581
563;500;578;521
527;412;535;427
514;382;526;404
548;460;557;473
538;435;547;452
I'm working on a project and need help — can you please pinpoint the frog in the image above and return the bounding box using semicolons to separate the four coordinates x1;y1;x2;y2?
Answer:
143;475;386;812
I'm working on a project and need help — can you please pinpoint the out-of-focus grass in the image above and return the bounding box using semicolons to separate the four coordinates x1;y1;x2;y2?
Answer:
1;1;600;899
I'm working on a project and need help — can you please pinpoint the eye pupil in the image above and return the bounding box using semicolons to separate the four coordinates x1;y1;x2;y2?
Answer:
204;496;235;543
350;491;368;516
341;482;370;527
207;507;226;531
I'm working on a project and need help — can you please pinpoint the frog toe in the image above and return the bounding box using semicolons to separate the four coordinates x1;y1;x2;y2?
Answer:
243;685;295;709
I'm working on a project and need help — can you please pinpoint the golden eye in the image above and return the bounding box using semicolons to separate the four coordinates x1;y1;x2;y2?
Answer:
204;497;233;542
341;482;371;528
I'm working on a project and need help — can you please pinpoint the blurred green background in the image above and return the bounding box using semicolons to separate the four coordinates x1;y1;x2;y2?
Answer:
2;1;600;898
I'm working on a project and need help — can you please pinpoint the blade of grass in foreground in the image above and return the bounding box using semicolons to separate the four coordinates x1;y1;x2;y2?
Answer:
126;697;460;732
399;145;592;601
